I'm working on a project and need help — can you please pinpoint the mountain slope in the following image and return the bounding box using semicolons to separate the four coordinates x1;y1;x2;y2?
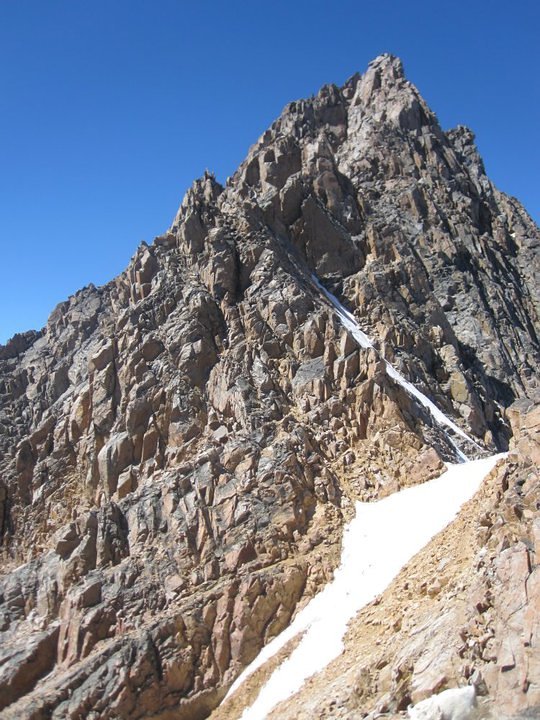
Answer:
214;405;539;720
0;54;538;719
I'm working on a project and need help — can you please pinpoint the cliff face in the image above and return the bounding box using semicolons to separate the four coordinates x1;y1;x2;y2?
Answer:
0;54;538;719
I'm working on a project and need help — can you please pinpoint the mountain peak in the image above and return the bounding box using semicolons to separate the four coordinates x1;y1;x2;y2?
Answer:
0;56;539;720
367;52;405;78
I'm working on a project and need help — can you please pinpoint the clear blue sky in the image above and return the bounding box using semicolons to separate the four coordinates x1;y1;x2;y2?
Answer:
1;0;538;344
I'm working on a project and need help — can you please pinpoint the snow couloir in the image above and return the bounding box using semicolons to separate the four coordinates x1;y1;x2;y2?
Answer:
227;454;505;719
312;275;481;461
222;277;500;718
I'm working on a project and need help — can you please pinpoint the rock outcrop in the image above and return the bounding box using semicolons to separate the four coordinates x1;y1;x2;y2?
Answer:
0;54;538;718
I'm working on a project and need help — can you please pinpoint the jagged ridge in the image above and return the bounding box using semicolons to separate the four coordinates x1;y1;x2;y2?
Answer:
0;54;538;719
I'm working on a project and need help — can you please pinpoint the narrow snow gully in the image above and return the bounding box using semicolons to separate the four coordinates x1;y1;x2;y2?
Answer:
312;276;481;461
227;454;505;720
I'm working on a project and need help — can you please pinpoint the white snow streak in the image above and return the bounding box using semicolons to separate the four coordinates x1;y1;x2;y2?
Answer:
384;363;472;460
231;454;504;720
312;275;480;457
313;275;373;350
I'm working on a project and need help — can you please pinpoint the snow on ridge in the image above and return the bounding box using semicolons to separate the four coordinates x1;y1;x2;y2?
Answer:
230;454;505;720
311;275;480;459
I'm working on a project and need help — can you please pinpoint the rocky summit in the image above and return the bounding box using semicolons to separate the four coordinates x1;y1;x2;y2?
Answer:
0;54;539;719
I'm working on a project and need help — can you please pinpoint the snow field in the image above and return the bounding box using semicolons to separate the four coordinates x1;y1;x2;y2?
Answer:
230;454;505;720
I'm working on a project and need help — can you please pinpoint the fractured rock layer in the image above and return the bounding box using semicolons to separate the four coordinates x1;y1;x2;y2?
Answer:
0;54;538;718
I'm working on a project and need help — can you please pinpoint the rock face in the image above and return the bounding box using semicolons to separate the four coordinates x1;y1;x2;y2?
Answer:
0;54;538;718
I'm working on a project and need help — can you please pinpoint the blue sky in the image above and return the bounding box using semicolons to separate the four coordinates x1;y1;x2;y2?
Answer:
1;0;538;344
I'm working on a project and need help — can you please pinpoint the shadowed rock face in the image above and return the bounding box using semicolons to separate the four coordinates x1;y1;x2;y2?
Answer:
0;54;538;719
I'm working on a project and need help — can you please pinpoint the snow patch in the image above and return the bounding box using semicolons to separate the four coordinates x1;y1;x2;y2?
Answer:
408;684;477;719
229;454;504;720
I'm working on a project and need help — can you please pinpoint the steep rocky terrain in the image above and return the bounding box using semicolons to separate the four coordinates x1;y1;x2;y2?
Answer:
214;404;540;720
0;54;538;719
